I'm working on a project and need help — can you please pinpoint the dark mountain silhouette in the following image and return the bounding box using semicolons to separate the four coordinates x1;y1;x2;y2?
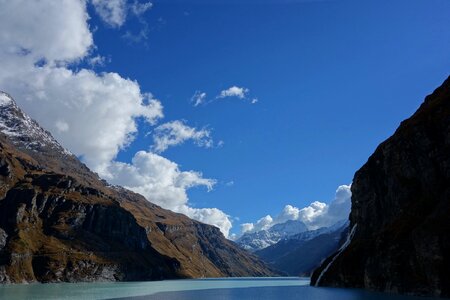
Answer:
311;77;450;298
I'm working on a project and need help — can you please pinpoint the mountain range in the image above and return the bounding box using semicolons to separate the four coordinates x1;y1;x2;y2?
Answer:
0;91;275;283
236;220;308;252
236;217;349;276
256;221;348;276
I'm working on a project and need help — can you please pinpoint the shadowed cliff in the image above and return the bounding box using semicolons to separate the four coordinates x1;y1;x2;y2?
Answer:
311;76;450;297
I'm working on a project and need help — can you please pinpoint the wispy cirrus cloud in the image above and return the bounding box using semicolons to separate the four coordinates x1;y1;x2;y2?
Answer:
91;0;127;27
130;1;153;16
91;0;153;28
191;90;207;107
151;120;214;153
191;85;258;107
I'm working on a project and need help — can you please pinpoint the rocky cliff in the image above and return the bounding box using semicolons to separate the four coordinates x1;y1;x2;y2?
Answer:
0;92;274;283
311;77;450;297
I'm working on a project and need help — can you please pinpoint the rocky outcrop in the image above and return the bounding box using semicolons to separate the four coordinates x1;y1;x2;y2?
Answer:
0;92;275;283
0;141;179;283
311;76;450;297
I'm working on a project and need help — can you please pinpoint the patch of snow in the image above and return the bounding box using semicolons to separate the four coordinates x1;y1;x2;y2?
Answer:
0;91;73;156
0;93;12;106
237;219;349;252
291;219;349;242
237;219;309;251
270;219;308;236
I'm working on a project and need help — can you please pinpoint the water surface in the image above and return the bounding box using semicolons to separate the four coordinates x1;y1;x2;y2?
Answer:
0;277;441;300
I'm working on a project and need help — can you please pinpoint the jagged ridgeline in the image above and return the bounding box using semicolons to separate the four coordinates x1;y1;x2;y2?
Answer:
0;92;275;283
311;77;450;297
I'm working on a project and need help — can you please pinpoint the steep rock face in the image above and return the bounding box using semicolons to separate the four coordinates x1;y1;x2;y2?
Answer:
115;187;274;278
0;92;275;282
0;140;179;283
311;77;450;297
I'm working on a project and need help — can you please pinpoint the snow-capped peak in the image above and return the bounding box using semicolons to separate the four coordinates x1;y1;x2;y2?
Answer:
290;219;349;242
236;219;350;252
236;219;309;252
0;93;12;106
270;219;309;236
0;91;72;156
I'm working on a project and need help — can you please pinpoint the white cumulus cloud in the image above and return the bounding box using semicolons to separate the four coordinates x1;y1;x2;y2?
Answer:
308;184;352;228
0;0;93;64
2;66;164;174
104;151;232;237
151;120;213;153
252;215;274;232
180;206;232;238
218;86;249;99
0;0;232;238
240;185;352;235
240;223;255;234
104;151;215;208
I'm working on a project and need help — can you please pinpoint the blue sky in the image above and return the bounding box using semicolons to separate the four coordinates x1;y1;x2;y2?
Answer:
89;0;450;235
1;0;450;237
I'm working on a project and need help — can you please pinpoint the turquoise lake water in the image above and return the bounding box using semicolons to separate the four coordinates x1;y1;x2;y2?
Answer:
0;277;441;300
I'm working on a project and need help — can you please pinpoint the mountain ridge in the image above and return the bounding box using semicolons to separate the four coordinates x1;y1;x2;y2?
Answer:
236;220;308;251
256;221;348;276
0;91;275;282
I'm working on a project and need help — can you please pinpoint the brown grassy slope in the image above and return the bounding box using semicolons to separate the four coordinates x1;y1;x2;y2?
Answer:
0;137;180;282
0;127;275;282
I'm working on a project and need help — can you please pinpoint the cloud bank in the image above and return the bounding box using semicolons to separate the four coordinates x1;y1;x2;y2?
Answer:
240;185;352;235
0;0;232;237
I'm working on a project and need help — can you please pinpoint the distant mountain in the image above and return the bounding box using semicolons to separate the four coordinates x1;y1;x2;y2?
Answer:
270;220;309;237
235;215;350;277
0;91;275;283
236;220;308;251
311;77;450;298
256;221;348;276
